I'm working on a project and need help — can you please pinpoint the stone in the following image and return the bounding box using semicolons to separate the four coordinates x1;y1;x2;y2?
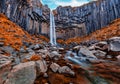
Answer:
58;66;75;76
109;37;120;51
73;46;81;50
106;55;112;59
36;49;49;58
79;47;97;59
0;42;4;47
50;63;60;72
43;73;48;78
33;44;44;50
19;47;27;53
5;62;36;84
36;60;48;75
116;55;120;61
93;50;106;58
49;47;58;51
0;60;11;84
1;46;14;54
19;50;35;62
49;51;61;58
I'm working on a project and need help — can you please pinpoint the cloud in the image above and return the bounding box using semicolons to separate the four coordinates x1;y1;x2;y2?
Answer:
55;0;89;7
41;0;98;9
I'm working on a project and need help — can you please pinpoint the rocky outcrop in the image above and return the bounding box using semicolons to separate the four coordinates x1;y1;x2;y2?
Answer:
0;0;50;35
5;61;36;84
54;0;120;39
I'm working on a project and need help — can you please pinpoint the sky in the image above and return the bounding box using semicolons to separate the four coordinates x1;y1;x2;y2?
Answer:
41;0;97;10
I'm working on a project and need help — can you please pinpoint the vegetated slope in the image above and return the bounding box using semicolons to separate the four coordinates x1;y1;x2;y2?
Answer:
65;18;120;44
0;14;46;50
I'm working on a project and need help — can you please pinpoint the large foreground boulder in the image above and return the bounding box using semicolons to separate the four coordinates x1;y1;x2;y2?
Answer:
0;55;11;84
5;61;36;84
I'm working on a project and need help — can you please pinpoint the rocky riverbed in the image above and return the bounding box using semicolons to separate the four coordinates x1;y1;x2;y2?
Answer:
0;35;120;84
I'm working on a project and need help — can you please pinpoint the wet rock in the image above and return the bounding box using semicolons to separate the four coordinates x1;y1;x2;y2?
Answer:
36;60;48;75
36;49;49;58
0;55;11;84
58;66;75;76
33;44;44;50
19;47;27;53
20;50;35;62
109;37;120;51
49;51;61;58
43;73;48;78
116;55;120;61
79;47;97;59
49;47;58;51
93;50;106;58
106;55;112;59
73;46;81;50
5;62;36;84
58;47;65;54
88;59;105;64
50;63;60;72
0;46;14;54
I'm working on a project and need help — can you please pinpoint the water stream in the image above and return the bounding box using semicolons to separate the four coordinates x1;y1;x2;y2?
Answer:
50;10;57;46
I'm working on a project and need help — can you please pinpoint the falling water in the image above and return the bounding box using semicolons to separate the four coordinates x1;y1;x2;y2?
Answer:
50;10;57;45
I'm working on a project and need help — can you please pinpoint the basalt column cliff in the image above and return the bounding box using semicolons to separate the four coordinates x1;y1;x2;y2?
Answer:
0;0;50;35
0;0;120;39
54;0;120;39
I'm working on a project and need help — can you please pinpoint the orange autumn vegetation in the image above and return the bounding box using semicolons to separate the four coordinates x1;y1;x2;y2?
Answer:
65;18;120;44
57;39;65;44
38;35;49;42
0;14;42;50
30;54;41;61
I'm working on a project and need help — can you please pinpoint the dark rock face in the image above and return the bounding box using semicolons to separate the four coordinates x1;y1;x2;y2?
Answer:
0;0;50;35
1;0;120;39
54;0;120;38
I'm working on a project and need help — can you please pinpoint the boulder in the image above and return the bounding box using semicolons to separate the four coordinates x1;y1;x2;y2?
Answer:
36;49;49;58
0;55;11;84
36;60;48;75
109;37;120;51
5;61;36;84
58;66;75;76
19;50;35;62
50;63;60;72
116;55;120;61
33;44;44;50
0;46;14;54
79;47;97;59
93;50;106;58
49;51;61;58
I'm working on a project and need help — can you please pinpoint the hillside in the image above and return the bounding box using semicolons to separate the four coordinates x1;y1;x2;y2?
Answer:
65;18;120;44
0;14;49;50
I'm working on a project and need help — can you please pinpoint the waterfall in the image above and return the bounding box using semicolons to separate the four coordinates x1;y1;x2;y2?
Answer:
50;11;57;45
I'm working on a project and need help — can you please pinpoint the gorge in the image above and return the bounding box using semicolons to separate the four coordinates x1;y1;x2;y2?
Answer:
0;0;120;39
0;0;120;84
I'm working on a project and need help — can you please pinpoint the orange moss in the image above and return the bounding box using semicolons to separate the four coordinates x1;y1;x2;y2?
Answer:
30;55;41;61
0;14;43;50
39;35;49;42
65;18;120;44
57;39;65;44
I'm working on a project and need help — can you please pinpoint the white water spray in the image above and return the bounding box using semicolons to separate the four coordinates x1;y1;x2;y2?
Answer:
50;11;57;45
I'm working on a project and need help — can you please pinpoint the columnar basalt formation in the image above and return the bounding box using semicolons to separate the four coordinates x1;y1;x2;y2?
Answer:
54;0;120;39
0;0;50;35
0;0;120;39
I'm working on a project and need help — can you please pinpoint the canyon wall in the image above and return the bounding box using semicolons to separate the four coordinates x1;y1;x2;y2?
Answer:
54;0;120;39
0;0;120;39
0;0;50;35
